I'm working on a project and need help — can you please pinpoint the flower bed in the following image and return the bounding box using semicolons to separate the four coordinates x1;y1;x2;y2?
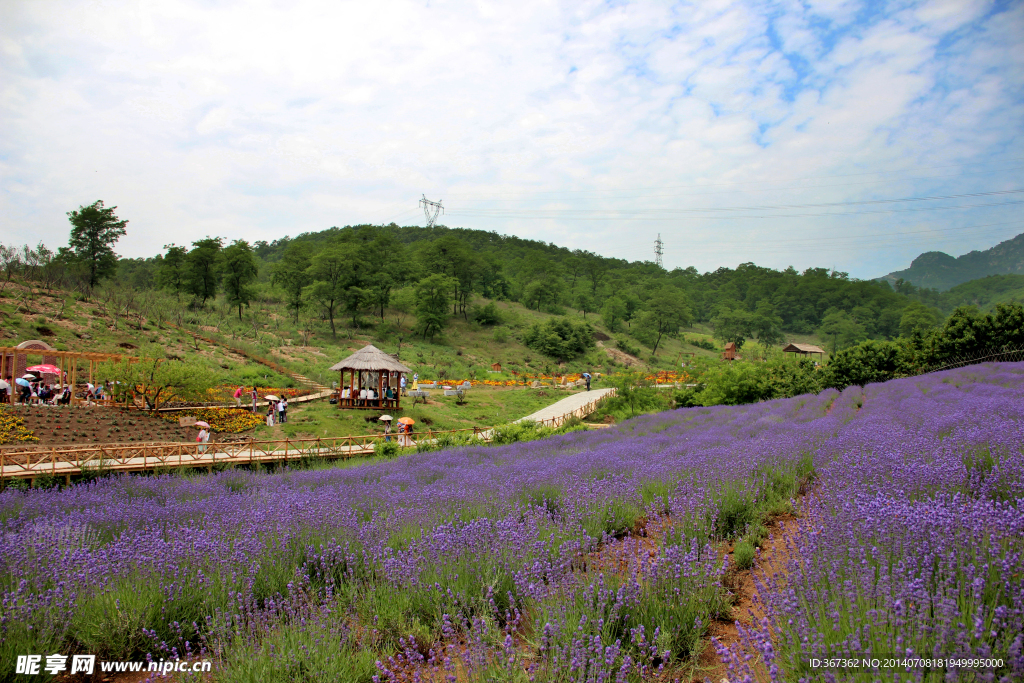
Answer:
158;407;264;433
0;406;38;444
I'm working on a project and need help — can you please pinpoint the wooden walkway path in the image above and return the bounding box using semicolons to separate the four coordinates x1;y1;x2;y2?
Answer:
1;388;615;484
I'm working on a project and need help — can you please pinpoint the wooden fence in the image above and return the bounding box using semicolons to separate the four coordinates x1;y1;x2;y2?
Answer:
1;389;616;484
0;427;490;482
526;391;614;428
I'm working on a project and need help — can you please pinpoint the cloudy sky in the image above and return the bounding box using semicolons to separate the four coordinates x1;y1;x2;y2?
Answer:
1;0;1022;278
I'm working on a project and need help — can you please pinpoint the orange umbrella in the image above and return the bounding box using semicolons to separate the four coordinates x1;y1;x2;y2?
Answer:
397;417;415;425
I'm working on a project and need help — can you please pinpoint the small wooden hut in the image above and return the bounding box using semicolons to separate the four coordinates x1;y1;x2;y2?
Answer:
782;343;825;360
329;345;412;410
722;342;738;361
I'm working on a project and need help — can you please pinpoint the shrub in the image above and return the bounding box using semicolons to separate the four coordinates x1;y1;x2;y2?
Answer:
615;338;641;357
733;540;756;570
373;439;400;458
470;301;503;326
522;318;595;360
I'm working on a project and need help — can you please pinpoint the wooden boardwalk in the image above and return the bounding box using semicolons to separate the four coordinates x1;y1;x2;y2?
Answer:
1;388;615;484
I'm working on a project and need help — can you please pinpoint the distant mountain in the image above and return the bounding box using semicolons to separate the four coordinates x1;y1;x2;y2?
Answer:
881;232;1024;291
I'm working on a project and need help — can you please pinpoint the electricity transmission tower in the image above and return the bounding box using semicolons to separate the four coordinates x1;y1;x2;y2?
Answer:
654;233;664;268
420;195;444;228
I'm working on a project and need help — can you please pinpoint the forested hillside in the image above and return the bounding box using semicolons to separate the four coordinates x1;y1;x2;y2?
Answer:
104;222;950;349
4;206;1000;360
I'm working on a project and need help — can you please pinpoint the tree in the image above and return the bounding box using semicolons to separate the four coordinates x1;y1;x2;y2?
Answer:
272;242;312;323
415;273;457;340
67;200;128;287
574;292;596;319
898;303;940;338
307;247;351;336
636;288;691;355
159;245;189;300
712;308;754;348
522;318;595;360
221;240;259;319
585;256;608;296
751;301;785;350
98;349;219;410
186;237;223;306
391;286;416;327
817;310;867;354
601;296;628;332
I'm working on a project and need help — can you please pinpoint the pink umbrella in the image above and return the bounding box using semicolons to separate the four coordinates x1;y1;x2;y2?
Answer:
26;364;61;375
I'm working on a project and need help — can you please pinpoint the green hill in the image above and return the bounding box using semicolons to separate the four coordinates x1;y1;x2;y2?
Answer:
881;232;1024;292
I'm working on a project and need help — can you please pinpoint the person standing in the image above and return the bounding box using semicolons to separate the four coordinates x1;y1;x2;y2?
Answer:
197;426;210;453
400;375;407;396
278;397;287;424
584;372;592;391
383;420;392;442
251;387;258;413
234;385;244;408
266;401;276;427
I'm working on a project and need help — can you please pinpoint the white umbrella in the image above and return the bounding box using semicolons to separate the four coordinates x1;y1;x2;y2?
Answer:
378;415;393;421
22;374;38;380
263;394;280;401
0;380;9;390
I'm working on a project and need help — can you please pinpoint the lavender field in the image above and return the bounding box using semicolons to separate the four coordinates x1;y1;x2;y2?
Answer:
2;364;1023;682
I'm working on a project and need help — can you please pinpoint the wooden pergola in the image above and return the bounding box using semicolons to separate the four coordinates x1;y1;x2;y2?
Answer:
1;341;128;405
329;345;412;410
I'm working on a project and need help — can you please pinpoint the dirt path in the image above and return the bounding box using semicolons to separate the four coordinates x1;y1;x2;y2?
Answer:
695;514;802;683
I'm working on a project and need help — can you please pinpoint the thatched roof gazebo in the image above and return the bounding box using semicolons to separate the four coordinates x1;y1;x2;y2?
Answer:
329;345;413;410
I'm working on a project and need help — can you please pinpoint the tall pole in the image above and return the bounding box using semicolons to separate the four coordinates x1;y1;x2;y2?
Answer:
654;234;664;268
420;195;444;228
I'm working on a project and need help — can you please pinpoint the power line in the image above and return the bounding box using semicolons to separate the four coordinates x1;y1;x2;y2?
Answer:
441;158;1024;200
449;164;1024;202
448;188;1024;218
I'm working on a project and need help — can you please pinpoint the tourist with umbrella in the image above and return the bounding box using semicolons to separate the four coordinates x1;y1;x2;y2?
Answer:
379;414;393;442
264;395;279;426
398;416;414;446
582;372;592;391
15;377;31;404
195;421;211;453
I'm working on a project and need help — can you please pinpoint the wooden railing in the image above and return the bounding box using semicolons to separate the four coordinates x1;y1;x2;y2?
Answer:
1;390;616;482
0;428;489;480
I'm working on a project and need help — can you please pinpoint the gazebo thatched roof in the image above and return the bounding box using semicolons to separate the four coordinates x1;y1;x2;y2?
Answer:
329;345;412;373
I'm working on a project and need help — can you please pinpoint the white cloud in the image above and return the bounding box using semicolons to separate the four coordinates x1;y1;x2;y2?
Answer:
0;0;1022;278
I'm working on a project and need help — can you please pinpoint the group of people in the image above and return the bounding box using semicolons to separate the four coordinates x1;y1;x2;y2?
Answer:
265;397;288;426
339;385;399;407
2;378;74;406
383;419;415;446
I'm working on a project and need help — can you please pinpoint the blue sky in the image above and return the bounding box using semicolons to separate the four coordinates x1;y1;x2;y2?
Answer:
1;0;1022;278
